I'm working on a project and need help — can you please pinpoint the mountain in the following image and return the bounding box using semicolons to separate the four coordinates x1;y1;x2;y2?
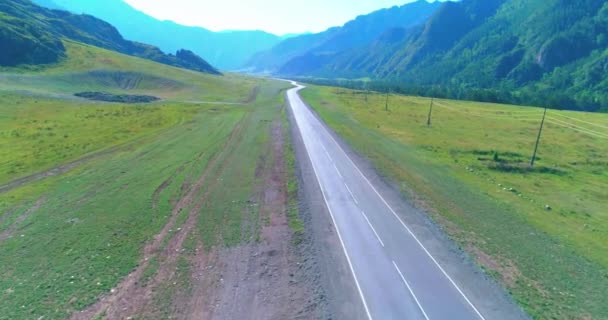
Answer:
32;0;284;70
0;0;219;74
30;0;63;10
279;0;608;112
245;0;443;73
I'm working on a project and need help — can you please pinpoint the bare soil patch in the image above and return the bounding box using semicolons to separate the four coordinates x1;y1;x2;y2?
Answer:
69;118;246;320
69;109;323;319
183;119;320;320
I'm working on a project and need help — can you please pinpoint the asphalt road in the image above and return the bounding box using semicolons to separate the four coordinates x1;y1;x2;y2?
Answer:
287;82;490;320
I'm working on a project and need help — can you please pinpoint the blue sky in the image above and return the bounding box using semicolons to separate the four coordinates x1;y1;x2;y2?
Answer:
123;0;440;35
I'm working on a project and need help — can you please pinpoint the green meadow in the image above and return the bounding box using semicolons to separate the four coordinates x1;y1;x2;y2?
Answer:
0;41;290;319
301;85;608;319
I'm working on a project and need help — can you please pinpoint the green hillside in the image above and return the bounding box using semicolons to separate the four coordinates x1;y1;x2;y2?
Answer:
278;0;608;112
0;0;219;74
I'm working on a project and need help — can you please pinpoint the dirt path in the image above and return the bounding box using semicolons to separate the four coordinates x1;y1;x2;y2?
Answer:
70;115;248;320
184;119;320;320
69;101;324;319
243;86;261;104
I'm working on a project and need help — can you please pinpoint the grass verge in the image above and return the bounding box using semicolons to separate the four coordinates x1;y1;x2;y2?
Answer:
300;85;608;319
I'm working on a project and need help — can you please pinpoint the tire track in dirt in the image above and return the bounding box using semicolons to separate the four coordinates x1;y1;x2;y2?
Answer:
243;86;260;104
0;119;188;195
0;147;121;194
151;148;209;210
70;114;249;320
183;117;322;320
0;197;45;242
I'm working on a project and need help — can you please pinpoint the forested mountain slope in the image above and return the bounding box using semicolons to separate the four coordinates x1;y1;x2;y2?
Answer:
245;0;441;73
280;0;608;112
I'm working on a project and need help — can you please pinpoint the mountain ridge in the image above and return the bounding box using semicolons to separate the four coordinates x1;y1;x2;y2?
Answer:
275;0;608;112
33;0;285;70
0;0;220;74
245;0;442;73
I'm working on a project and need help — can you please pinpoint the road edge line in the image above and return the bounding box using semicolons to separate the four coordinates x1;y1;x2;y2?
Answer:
287;86;374;320
304;85;487;320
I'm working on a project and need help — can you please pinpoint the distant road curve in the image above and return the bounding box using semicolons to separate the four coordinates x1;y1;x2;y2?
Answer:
286;81;525;320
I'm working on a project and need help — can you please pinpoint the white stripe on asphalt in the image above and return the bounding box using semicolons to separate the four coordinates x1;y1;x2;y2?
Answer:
360;210;385;247
344;183;359;205
321;107;487;320
393;261;431;320
288;88;374;320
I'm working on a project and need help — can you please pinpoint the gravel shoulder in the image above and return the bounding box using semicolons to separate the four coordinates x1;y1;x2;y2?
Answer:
287;94;368;320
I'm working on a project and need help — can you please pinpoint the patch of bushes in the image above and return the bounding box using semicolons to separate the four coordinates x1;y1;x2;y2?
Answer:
74;91;159;103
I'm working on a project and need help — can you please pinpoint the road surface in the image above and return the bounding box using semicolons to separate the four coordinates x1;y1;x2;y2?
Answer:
287;82;489;320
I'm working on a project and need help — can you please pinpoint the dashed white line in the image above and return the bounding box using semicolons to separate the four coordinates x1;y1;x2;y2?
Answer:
344;183;359;205
393;261;431;320
360;210;385;247
332;163;344;179
321;118;487;320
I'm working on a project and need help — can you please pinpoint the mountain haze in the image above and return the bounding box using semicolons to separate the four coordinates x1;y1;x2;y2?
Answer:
0;0;219;74
246;0;442;73
33;0;285;70
273;0;608;112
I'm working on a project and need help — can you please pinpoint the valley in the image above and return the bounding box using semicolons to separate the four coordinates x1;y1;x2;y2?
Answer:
300;85;608;319
0;41;323;319
1;0;607;319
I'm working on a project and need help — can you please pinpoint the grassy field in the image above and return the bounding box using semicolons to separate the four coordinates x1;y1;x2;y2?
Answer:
0;40;291;319
301;85;608;319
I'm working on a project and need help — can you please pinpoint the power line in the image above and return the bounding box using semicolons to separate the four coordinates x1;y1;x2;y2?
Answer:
546;116;608;137
432;102;608;139
433;103;542;121
546;119;608;139
548;112;608;130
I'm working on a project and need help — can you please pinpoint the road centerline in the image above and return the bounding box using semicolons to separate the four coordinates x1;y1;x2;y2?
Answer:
288;85;374;320
393;261;431;320
287;81;491;320
360;210;385;247
318;114;487;320
344;183;359;204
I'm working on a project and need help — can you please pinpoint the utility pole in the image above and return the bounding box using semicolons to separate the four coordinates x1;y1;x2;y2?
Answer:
530;106;548;167
385;89;389;111
427;97;434;127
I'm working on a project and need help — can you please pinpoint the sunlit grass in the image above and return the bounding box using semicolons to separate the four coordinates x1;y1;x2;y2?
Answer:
301;85;608;319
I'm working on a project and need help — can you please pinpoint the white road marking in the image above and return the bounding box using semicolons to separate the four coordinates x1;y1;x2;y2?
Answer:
344;183;359;205
333;163;344;179
322;116;487;320
288;89;374;320
360;210;385;247
393;261;431;320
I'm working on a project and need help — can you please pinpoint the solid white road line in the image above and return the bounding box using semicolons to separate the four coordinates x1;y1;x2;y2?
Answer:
289;92;374;320
360;210;385;247
393;261;431;320
321;106;487;320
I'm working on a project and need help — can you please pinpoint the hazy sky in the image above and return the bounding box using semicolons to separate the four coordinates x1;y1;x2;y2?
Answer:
123;0;438;35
